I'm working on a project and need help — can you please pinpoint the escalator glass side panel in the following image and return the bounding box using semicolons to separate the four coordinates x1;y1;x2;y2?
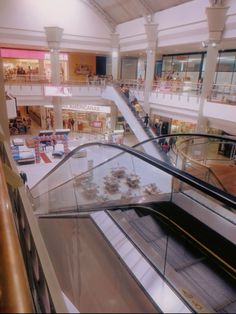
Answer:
32;144;172;214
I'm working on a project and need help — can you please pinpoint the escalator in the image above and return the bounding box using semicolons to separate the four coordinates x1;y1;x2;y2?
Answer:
102;85;166;161
30;134;236;313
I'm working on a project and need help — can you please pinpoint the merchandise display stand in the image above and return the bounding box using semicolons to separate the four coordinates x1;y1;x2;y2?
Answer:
34;133;69;163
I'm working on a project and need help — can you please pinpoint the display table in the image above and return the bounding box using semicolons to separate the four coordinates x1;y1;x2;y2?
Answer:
55;128;70;135
126;174;140;188
104;175;119;193
111;167;126;178
39;130;54;136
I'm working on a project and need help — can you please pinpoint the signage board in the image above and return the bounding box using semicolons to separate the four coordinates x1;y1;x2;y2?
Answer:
62;104;111;113
44;86;72;97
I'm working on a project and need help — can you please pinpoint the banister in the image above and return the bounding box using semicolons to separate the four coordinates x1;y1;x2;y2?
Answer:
0;159;34;313
176;137;228;192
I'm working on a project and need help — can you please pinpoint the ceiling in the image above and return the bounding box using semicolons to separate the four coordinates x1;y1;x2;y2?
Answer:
81;0;221;56
81;0;233;57
82;0;193;31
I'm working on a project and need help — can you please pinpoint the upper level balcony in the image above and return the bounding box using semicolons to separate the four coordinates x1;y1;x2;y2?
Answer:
4;75;236;135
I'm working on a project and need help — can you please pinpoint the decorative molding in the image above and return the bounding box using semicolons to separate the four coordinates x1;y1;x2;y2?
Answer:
0;27;111;52
44;27;64;50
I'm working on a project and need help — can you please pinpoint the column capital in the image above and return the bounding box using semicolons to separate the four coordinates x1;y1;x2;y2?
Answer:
144;23;158;50
206;4;228;43
44;26;64;50
209;0;226;7
111;33;120;49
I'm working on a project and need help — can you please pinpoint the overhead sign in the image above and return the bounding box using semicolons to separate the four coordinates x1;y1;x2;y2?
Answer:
62;104;111;113
44;86;72;97
0;48;68;61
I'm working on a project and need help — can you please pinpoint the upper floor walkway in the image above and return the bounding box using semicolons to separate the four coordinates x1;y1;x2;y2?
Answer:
4;78;236;135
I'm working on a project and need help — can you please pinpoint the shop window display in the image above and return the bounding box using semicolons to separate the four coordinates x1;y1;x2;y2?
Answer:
61;110;108;134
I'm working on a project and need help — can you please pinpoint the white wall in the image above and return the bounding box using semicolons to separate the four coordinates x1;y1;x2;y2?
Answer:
0;0;110;36
0;0;111;52
204;101;236;124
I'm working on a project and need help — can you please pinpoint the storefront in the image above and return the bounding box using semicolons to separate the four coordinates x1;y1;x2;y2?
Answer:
161;53;204;83
1;48;68;82
45;103;112;134
170;119;196;133
150;113;196;134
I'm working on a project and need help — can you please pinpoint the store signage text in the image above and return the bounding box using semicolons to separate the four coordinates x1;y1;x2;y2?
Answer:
62;104;111;113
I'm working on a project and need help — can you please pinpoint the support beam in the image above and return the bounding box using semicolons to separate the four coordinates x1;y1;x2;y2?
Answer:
81;0;116;32
137;0;154;16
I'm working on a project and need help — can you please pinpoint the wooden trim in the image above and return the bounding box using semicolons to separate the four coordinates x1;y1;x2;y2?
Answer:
0;159;34;313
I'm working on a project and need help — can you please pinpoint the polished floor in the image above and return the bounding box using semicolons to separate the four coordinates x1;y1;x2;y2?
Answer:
13;124;139;189
210;163;236;195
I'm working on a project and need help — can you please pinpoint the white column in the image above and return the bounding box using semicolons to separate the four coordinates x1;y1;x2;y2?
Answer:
197;0;228;132
45;26;63;129
40;106;46;129
38;59;45;78
111;33;120;81
0;57;10;141
144;23;157;114
110;103;117;130
197;44;218;131
137;57;146;80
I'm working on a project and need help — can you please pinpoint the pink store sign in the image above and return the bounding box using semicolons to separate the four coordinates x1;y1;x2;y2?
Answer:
0;48;68;60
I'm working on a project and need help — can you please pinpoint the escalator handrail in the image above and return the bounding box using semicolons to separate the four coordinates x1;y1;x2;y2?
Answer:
0;159;34;313
175;137;228;192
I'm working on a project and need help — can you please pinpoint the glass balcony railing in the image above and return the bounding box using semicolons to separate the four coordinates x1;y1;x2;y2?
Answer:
5;75;236;109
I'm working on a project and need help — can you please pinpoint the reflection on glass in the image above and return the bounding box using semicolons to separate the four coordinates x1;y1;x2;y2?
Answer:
31;134;236;217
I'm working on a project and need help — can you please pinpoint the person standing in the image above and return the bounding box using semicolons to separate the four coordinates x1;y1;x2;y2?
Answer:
155;119;163;136
20;171;27;185
70;118;75;131
134;102;142;117
46;116;52;130
143;113;150;127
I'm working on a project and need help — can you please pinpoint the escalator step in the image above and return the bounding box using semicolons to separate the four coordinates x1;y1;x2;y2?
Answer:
129;215;166;242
